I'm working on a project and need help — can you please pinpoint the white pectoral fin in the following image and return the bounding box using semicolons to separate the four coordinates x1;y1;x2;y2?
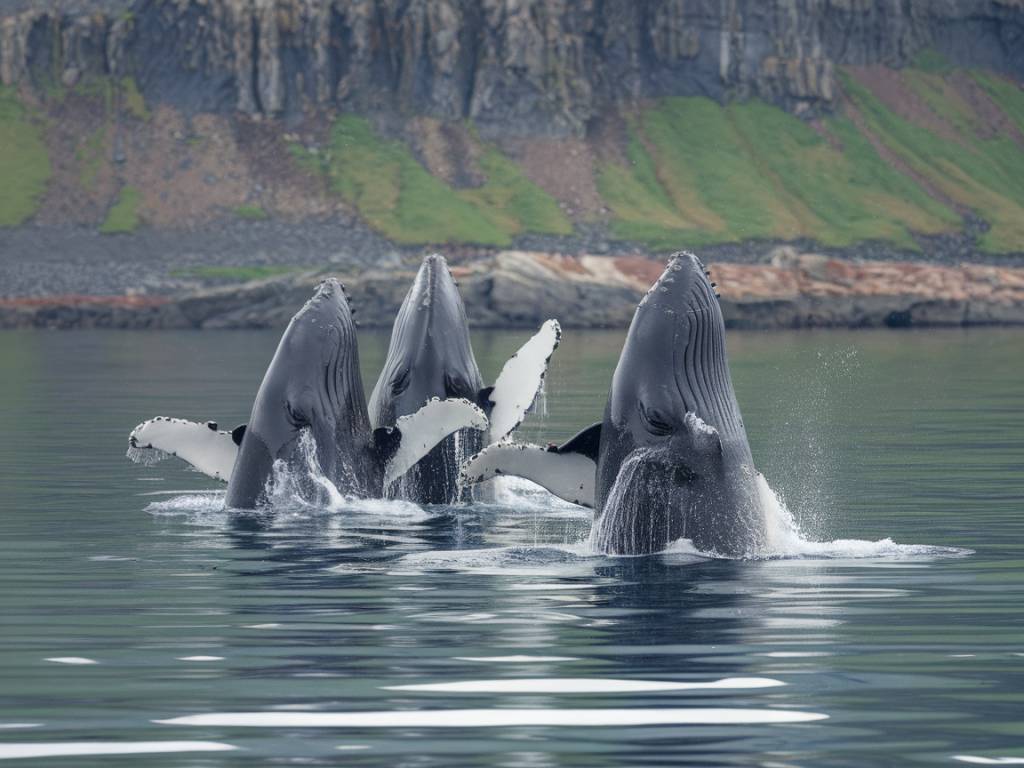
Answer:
381;398;488;487
460;443;596;508
486;319;561;443
126;417;239;482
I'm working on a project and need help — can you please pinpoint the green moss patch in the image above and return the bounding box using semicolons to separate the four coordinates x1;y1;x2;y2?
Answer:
599;96;957;251
0;87;51;227
100;185;140;234
170;265;303;281
121;77;150;121
294;115;570;246
909;48;954;74
843;71;1024;252
234;205;268;220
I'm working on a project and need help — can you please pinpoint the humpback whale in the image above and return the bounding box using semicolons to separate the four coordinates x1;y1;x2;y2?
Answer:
127;279;486;508
461;253;769;557
368;253;560;503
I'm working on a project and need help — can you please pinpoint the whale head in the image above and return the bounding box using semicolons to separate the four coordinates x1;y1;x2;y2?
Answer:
592;252;766;557
225;278;372;507
367;254;486;502
370;254;484;422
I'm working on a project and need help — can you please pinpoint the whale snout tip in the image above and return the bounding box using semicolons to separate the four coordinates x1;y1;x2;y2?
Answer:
411;252;459;310
653;251;709;292
314;277;353;305
316;277;342;294
667;250;705;274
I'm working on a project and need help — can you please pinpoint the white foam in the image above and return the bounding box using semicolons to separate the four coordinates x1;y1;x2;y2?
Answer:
138;490;223;497
146;493;225;515
954;758;1024;765
382;677;784;693
490;476;590;516
505;583;598;591
44;657;96;665
758;652;832;658
157;707;827;728
655;475;972;561
177;656;224;662
756;474;971;560
0;741;237;760
0;725;42;730
393;544;596;577
456;656;579;663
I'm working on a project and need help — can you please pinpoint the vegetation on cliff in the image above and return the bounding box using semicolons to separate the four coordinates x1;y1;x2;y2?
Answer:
0;61;1021;254
599;96;960;251
0;87;50;227
289;116;570;246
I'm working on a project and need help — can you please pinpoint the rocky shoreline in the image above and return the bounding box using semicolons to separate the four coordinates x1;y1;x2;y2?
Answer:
3;248;1023;331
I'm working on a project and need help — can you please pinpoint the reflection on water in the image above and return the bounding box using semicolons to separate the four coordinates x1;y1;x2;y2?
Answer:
0;328;1022;766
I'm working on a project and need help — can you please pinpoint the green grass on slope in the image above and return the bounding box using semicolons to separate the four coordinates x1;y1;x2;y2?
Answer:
598;118;727;249
0;87;51;227
469;146;573;236
972;72;1024;133
234;204;268;220
909;48;955;74
843;72;1024;252
121;77;150;122
903;70;989;138
310;116;570;246
599;96;957;250
730;100;958;248
645;98;806;243
171;265;301;281
100;185;140;234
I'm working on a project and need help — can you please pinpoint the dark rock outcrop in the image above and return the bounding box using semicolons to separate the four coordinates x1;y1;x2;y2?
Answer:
4;250;1023;330
2;0;1022;135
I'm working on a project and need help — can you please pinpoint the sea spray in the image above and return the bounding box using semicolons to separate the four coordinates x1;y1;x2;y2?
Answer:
588;449;674;555
387;426;478;503
265;428;345;509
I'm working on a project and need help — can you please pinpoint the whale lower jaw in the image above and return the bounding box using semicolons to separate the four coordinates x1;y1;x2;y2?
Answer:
590;446;767;558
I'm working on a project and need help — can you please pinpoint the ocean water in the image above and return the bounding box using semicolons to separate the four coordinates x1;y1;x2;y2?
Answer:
0;328;1022;766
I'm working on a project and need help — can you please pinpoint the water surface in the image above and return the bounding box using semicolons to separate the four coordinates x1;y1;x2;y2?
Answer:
0;328;1022;766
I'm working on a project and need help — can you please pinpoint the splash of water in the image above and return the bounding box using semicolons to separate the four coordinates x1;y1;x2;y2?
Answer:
587;449;669;554
755;475;968;559
264;429;343;509
586;449;969;560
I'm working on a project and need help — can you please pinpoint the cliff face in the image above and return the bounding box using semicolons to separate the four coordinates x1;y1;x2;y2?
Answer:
2;0;1023;135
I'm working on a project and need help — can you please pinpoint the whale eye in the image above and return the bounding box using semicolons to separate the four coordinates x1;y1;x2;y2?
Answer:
285;400;310;428
391;368;411;396
639;402;674;436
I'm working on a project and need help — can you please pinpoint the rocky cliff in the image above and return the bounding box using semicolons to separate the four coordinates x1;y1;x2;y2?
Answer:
2;0;1023;134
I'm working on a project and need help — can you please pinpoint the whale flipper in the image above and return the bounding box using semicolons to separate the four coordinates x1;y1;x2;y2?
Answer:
126;417;238;482
461;441;597;508
379;398;488;488
556;422;602;462
484;319;561;443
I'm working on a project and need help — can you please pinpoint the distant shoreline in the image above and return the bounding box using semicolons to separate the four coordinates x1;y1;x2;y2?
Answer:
3;221;1023;303
2;247;1022;331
